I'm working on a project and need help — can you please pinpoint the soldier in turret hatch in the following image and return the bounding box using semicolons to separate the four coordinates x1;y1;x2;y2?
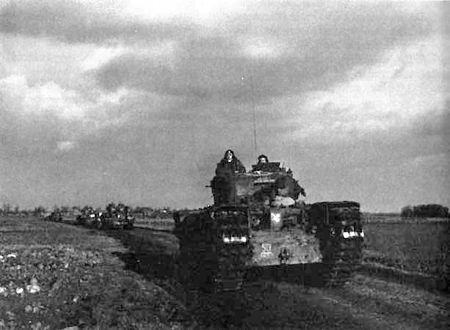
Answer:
251;154;269;172
213;149;246;205
257;154;268;164
215;149;246;175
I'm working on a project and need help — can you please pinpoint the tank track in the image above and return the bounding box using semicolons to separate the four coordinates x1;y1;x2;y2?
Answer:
174;207;252;292
310;201;363;286
213;207;252;291
215;241;252;291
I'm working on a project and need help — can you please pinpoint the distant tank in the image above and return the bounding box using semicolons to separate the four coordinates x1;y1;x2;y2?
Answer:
47;209;62;222
75;206;97;227
99;203;134;229
174;158;363;291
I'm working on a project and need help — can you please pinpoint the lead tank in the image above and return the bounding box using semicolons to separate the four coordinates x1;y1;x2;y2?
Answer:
174;159;363;291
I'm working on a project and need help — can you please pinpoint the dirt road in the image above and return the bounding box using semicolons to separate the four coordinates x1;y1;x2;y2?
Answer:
109;228;449;329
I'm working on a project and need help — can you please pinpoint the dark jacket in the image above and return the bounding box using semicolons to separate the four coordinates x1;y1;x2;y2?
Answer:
216;157;246;175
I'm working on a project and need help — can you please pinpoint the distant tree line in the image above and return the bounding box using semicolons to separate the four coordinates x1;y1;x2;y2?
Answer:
0;203;34;217
401;204;449;218
0;203;178;219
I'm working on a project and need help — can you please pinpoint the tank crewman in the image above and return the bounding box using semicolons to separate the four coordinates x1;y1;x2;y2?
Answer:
257;154;268;164
215;149;246;175
251;154;270;172
213;149;246;204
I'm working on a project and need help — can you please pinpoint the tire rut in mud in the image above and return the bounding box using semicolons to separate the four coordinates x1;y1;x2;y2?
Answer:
306;275;450;330
102;228;193;325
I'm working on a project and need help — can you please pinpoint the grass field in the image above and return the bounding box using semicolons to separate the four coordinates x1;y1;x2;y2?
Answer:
363;216;449;282
134;217;175;231
0;216;191;330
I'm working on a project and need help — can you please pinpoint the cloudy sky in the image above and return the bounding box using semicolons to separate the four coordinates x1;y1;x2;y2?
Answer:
0;0;448;212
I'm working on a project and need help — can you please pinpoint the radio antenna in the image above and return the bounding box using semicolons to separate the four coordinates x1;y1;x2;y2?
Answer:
248;71;258;154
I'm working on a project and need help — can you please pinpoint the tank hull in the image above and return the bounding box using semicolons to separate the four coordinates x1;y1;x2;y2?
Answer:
174;201;363;291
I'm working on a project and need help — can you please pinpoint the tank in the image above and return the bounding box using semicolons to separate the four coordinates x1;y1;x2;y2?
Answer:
174;160;364;291
47;209;62;222
75;206;98;227
99;203;134;229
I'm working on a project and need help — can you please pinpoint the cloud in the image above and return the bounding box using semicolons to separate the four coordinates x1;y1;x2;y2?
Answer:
238;36;287;59
93;1;435;103
122;0;246;24
80;46;128;71
1;1;438;105
412;103;450;139
287;36;445;142
0;0;197;44
0;74;134;157
57;140;75;152
1;74;88;121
